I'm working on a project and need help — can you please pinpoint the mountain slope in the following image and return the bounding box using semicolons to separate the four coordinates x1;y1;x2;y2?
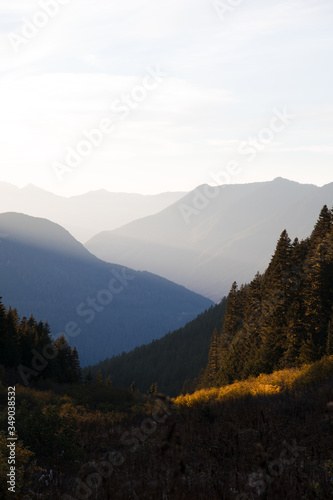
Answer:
0;213;213;366
0;183;186;242
86;178;333;301
85;297;227;397
198;205;333;389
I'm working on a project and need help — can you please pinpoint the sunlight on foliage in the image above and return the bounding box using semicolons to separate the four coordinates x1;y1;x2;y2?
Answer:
174;355;333;407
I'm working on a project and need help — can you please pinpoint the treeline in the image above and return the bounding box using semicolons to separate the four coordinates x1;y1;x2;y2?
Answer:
85;299;227;396
0;299;81;386
199;205;333;388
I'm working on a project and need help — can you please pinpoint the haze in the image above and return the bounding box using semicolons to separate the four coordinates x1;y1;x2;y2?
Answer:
0;0;332;197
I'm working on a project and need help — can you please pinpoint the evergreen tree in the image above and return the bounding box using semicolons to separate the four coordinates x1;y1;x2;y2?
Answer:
54;335;73;383
262;229;292;297
257;230;293;372
310;205;332;247
200;207;333;388
302;230;333;356
85;369;93;384
281;301;303;368
239;273;262;378
280;237;310;368
298;335;317;365
0;298;83;386
215;328;237;386
201;328;219;387
5;308;21;366
221;282;242;338
71;346;82;383
97;370;103;384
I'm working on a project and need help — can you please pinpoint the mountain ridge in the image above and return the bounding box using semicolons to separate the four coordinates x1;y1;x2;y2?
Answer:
0;183;187;242
86;178;332;301
0;213;213;366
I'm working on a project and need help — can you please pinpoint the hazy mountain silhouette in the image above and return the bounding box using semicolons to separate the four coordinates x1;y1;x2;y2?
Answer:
86;178;333;301
0;183;186;242
0;213;213;365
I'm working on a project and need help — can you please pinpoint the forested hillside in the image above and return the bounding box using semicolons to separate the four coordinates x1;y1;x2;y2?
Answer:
0;299;81;386
199;205;333;388
85;298;227;396
0;213;213;366
1;210;333;498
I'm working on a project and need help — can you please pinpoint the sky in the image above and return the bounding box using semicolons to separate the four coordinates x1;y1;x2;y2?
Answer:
0;0;332;196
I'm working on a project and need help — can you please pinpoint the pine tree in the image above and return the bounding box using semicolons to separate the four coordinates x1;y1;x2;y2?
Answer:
262;229;292;297
199;206;333;388
0;299;84;386
71;346;82;383
54;335;73;383
239;273;262;378
221;282;240;338
310;205;332;247
298;335;316;365
302;228;333;356
215;329;235;385
257;230;293;372
201;328;219;387
4;308;21;366
97;370;103;384
281;301;303;368
85;369;93;384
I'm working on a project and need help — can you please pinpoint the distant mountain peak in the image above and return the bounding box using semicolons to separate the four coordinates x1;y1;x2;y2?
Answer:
86;178;332;301
0;212;213;366
272;177;317;188
0;212;91;260
273;176;291;182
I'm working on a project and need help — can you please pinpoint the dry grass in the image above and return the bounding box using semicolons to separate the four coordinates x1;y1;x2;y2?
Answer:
174;355;333;408
1;358;333;498
60;356;333;498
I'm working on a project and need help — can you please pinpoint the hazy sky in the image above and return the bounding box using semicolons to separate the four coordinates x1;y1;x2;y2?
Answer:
0;0;332;195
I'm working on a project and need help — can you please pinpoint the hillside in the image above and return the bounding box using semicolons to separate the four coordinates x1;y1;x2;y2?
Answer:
198;205;333;389
85;297;227;396
86;178;333;301
0;210;333;499
0;213;213;366
1;357;332;498
0;182;186;242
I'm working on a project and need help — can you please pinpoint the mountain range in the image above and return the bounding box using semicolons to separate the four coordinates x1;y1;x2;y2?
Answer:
0;212;213;366
0;182;186;242
86;178;333;301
